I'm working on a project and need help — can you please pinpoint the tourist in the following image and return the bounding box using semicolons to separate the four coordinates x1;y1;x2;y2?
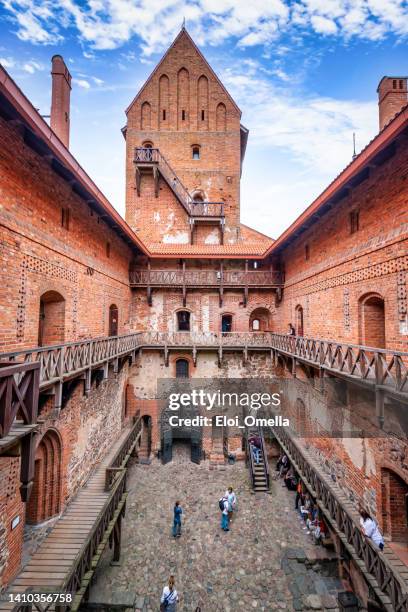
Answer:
359;509;384;551
284;466;297;490
300;493;312;523
279;454;289;478
160;575;179;611
220;496;229;531
288;323;296;336
248;434;262;464
295;480;304;510
225;486;237;521
172;501;183;538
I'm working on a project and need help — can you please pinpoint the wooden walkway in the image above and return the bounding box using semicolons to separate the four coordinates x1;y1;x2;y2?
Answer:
0;427;132;611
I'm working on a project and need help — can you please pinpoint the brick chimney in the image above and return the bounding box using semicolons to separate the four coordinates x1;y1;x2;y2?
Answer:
377;76;408;131
50;55;72;148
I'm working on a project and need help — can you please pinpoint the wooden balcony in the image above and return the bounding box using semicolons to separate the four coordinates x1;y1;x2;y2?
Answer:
1;332;406;410
129;268;283;306
0;360;40;501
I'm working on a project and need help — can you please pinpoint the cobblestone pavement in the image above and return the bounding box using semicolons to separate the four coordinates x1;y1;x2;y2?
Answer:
91;443;345;611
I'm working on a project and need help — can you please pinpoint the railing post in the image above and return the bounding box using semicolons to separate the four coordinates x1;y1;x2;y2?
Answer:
85;340;92;396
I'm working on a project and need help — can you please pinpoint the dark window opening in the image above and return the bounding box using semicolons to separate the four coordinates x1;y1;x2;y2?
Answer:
176;359;189;378
61;207;70;230
221;314;232;333
181;109;186;121
393;79;397;88
162;109;166;120
109;304;118;336
106;241;111;258
192;146;200;160
305;244;310;261
201;110;205;121
399;80;404;89
177;310;190;331
350;210;359;234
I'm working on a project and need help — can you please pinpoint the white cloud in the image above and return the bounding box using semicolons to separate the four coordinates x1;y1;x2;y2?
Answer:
72;77;91;88
0;56;15;68
22;59;44;73
2;0;408;54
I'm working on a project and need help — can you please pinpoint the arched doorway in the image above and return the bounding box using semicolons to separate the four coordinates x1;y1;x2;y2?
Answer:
381;468;408;542
359;293;385;348
221;314;233;333
295;305;304;336
249;308;271;331
109;304;118;336
26;430;62;524
38;291;65;346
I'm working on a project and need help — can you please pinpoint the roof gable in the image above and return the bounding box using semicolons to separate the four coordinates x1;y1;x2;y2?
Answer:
125;28;241;115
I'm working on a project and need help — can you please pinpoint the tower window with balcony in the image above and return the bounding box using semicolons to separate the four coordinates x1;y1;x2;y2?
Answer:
192;146;200;160
177;310;190;331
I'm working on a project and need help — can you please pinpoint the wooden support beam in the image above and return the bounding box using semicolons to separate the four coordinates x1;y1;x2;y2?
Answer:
219;260;224;308
147;259;152;306
182;260;186;307
244;260;248;307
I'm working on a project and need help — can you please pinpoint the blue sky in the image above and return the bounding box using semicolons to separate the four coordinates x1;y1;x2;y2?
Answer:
1;0;407;238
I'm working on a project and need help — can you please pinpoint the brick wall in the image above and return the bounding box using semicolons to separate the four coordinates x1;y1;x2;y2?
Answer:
273;134;408;351
0;118;133;351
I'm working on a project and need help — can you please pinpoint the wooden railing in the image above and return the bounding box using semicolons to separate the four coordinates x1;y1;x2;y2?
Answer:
270;333;408;394
129;268;283;287
105;416;142;490
138;331;273;348
271;425;408;611
134;147;224;218
0;334;142;390
64;469;127;610
1;333;407;400
0;361;39;438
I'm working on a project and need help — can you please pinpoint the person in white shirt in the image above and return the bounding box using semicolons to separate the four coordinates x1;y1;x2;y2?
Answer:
225;486;237;521
220;497;229;531
160;575;179;611
359;509;384;551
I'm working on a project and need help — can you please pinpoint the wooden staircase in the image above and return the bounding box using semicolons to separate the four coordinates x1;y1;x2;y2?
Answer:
247;427;270;493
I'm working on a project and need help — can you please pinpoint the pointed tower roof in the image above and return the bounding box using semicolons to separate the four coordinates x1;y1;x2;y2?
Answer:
125;27;241;116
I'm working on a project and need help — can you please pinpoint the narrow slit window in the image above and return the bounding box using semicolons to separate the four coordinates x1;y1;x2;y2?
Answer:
61;207;70;230
350;210;359;234
201;110;205;121
192;146;200;160
162;109;166;120
181;109;186;121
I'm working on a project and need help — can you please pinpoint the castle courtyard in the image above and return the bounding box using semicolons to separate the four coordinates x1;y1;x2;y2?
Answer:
91;449;343;612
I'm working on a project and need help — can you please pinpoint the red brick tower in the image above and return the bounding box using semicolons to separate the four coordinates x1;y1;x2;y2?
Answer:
124;28;249;246
50;55;72;148
377;76;408;131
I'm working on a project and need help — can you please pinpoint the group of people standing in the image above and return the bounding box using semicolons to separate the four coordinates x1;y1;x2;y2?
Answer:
276;453;385;551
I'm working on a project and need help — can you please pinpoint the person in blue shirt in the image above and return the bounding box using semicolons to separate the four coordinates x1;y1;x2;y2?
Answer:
172;501;183;538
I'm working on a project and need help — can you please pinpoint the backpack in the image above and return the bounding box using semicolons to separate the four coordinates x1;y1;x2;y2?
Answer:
219;497;226;511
